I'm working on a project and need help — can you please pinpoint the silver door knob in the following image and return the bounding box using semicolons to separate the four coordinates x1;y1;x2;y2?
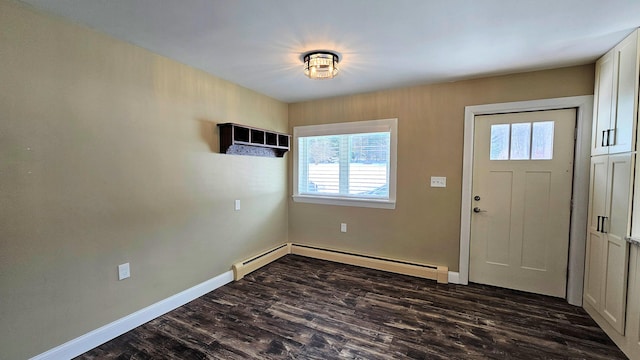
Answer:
473;207;486;213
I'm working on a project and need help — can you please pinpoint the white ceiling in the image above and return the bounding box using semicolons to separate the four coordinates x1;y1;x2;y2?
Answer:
19;0;640;103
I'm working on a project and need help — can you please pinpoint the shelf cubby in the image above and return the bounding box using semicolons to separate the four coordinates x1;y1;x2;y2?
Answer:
250;129;265;144
233;126;250;143
218;123;290;158
266;132;278;146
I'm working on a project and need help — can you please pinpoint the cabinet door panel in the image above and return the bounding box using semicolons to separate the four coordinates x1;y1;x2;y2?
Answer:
602;238;630;334
607;154;634;238
585;156;608;308
584;156;609;309
609;31;639;154
601;153;633;334
584;231;605;308
592;51;615;156
625;245;640;359
588;156;608;231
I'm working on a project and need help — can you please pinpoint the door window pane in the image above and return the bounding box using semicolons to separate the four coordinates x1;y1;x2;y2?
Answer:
531;121;554;160
490;124;510;160
510;123;531;160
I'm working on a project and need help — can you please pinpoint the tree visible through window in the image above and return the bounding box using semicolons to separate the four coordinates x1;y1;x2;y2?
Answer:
299;133;390;197
293;119;397;209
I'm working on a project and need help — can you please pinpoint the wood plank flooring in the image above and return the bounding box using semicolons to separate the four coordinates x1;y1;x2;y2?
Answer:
76;255;627;359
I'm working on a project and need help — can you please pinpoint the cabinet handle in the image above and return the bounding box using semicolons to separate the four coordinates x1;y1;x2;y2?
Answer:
602;131;607;146
601;216;608;233
607;129;613;146
597;216;601;232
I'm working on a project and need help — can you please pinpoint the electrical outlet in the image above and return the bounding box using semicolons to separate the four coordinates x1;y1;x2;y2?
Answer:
341;223;347;233
118;263;130;280
235;199;241;211
430;176;446;188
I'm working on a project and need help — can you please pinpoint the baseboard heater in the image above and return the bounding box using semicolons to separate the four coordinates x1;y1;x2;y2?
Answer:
232;243;291;280
232;243;448;284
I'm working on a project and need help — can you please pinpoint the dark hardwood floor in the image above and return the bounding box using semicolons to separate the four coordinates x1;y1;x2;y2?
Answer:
77;255;627;359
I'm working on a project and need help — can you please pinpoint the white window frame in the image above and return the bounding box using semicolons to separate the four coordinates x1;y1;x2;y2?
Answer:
292;118;398;209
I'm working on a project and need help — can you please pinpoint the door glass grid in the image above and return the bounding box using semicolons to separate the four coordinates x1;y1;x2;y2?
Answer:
490;121;555;160
531;121;554;160
510;123;531;160
490;124;510;160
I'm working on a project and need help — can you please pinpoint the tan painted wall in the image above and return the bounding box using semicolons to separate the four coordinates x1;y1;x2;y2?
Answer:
0;1;288;358
288;65;595;272
0;0;598;358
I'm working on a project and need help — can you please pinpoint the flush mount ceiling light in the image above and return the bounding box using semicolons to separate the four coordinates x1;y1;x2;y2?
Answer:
303;51;339;80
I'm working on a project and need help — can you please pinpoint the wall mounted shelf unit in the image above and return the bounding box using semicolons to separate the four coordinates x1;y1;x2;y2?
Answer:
218;123;290;158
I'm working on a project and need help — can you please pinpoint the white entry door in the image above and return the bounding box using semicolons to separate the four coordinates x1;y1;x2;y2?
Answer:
469;109;576;297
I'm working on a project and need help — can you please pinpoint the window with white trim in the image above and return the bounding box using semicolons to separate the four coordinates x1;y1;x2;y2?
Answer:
293;118;397;209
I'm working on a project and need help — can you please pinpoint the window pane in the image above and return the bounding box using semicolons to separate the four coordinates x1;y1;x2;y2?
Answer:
348;133;389;197
531;121;554;160
510;122;531;160
298;132;391;199
490;124;510;160
299;135;340;194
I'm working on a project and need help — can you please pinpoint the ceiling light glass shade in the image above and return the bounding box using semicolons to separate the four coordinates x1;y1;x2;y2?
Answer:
304;52;339;79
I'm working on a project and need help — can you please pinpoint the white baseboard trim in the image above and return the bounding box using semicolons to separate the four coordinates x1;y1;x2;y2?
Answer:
30;270;234;360
31;254;459;359
448;271;461;284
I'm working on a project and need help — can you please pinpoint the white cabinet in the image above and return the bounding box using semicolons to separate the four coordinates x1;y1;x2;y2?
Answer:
585;154;633;334
585;29;640;360
591;30;640;156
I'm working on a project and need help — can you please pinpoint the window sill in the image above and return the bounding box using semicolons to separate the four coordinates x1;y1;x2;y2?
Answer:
292;195;396;209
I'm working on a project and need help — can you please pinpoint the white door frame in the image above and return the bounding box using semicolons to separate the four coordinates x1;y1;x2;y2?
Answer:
459;95;593;306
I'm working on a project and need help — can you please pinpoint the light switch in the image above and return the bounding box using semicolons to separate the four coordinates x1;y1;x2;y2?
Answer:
118;263;130;280
235;200;241;211
430;176;446;188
